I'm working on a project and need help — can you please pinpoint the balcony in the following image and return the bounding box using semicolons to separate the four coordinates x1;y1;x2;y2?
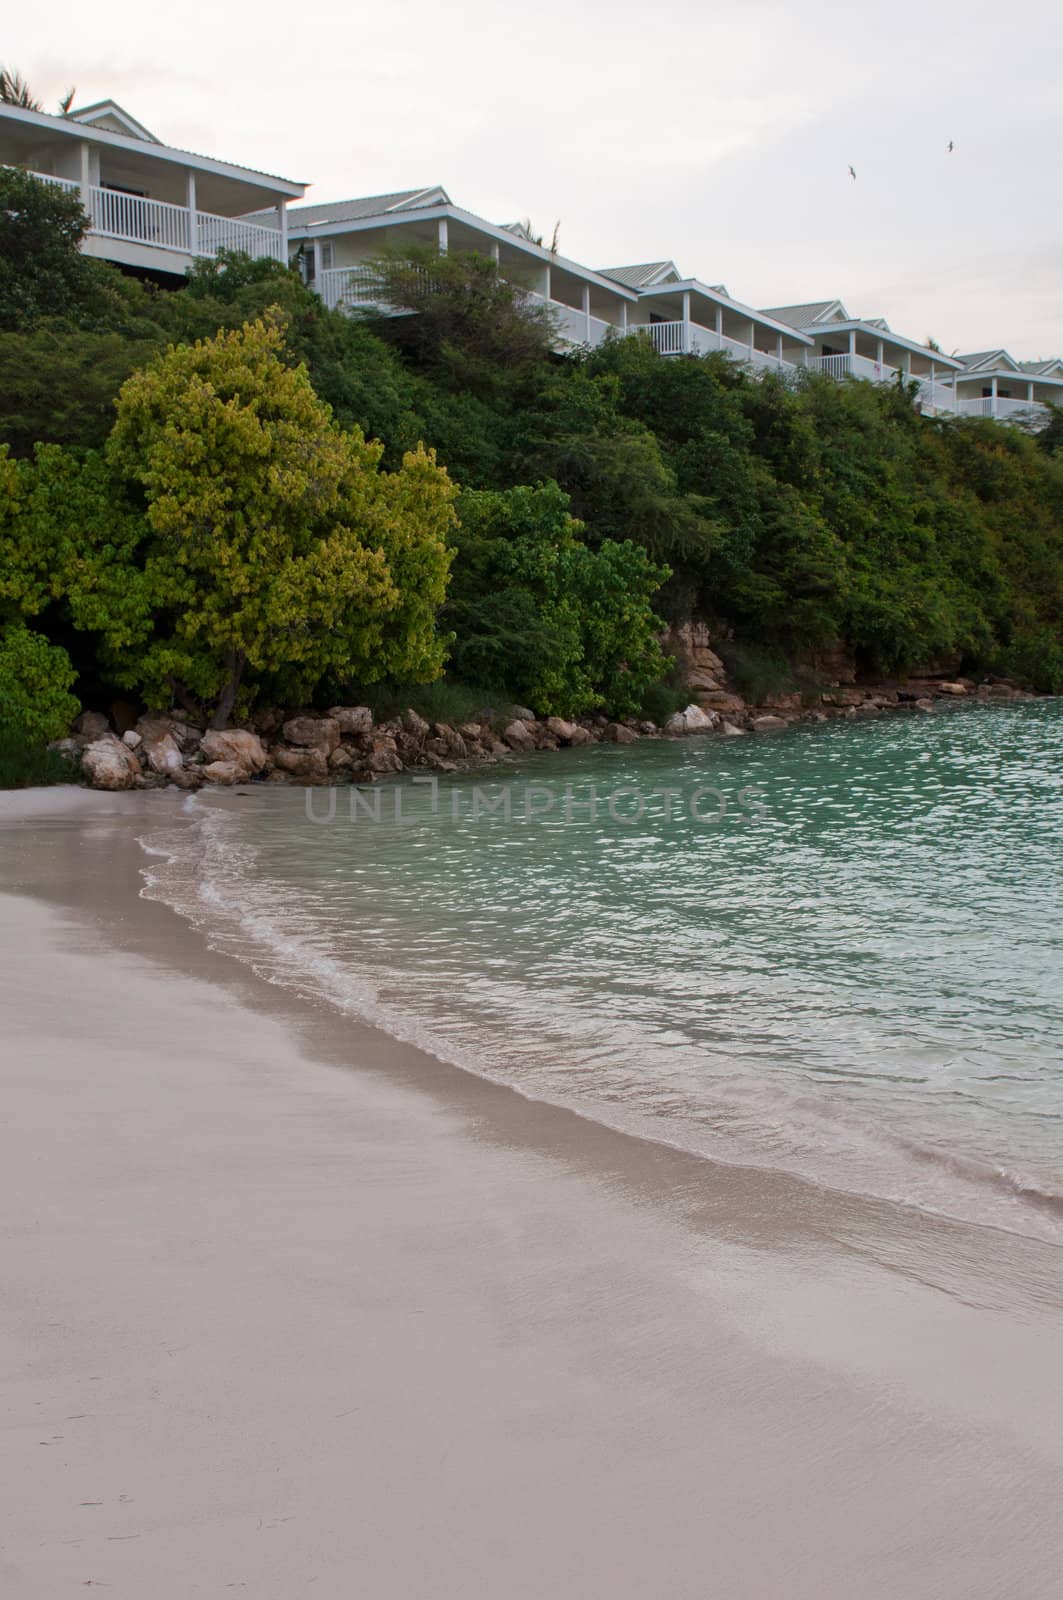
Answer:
628;320;796;373
20;169;285;263
955;395;1049;423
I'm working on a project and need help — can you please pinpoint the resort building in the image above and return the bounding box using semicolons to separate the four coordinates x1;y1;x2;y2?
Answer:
3;98;1059;423
761;300;965;413
0;98;305;279
952;351;1063;422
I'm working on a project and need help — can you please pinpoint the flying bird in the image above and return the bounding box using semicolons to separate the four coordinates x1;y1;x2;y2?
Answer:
948;140;954;153
848;165;856;180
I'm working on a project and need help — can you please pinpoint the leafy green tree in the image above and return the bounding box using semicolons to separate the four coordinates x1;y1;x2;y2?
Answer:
447;481;669;715
5;318;458;726
0;623;79;742
0;168;97;330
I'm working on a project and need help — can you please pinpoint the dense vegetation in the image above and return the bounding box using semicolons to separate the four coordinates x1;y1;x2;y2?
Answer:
1;169;1061;774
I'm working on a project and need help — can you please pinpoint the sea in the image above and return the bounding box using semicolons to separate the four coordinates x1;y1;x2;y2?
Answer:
141;699;1063;1244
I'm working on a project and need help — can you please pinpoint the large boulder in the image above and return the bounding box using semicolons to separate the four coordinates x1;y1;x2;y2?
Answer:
695;691;746;717
199;728;267;777
282;715;340;752
502;720;536;751
73;710;110;741
200;760;246;785
510;705;536;723
432;722;468;759
365;744;403;774
751;715;789;732
141;731;184;777
271;746;329;781
603;722;638;744
329;705;374;736
81;736;141;791
402;708;430;739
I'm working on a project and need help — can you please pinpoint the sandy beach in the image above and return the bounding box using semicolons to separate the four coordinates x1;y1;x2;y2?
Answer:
1;788;1062;1598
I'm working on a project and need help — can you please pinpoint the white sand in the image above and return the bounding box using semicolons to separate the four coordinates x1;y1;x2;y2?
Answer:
1;791;1062;1597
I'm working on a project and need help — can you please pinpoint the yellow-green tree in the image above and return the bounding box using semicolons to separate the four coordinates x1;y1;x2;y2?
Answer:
104;316;456;725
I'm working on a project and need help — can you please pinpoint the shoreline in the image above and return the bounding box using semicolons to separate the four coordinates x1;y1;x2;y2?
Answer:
2;788;1063;1595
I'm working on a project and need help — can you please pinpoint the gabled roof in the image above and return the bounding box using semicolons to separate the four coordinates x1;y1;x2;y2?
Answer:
597;261;681;289
68;99;160;143
761;299;850;328
957;349;1021;373
1019;358;1063;376
282;187;450;229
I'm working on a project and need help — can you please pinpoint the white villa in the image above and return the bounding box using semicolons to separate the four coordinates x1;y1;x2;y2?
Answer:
761;300;965;414
2;98;1059;424
951;350;1063;422
0;99;305;277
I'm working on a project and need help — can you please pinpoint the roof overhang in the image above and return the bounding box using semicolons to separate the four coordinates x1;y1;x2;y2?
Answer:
285;201;640;300
805;319;965;368
957;367;1063;389
0;102;306;195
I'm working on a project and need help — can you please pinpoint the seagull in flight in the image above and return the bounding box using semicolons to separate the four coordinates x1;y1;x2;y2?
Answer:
948;140;955;153
848;165;856;180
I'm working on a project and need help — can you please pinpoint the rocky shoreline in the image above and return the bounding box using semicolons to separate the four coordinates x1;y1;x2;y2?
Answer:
54;633;1038;793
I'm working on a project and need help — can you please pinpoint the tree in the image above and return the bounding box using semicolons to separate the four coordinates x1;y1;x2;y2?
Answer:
0;624;78;742
447;481;669;715
39;316;459;726
0;167;104;330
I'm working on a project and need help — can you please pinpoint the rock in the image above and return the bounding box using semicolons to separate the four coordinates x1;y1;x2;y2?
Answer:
329;705;373;736
424;753;458;772
141;731;183;777
81;736;141;790
751;715;789;733
803;710;828;724
936;681;967;696
720;721;747;736
664;712;688;736
282;715;340;752
200;760;246;785
696;691;746;717
459;722;485;742
683;704;716;733
852;703;881;718
366;745;403;774
510;706;537;723
74;710;110;741
271;746;329;781
914;698;935;713
122;730;142;749
328;747;354;771
821;688;865;708
502;720;536;751
979;682;1023;699
432;722;468;759
199;728;267;777
47;737;82;764
253;706;286;738
760;691;802;712
603;722;638;744
686;666;723;692
402;708;430;738
545;716;579;743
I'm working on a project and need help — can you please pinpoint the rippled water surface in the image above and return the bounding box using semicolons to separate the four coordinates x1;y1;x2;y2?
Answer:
143;701;1063;1239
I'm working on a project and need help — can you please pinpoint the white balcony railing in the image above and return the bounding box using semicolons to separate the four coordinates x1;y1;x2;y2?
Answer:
809;351;899;384
13;168;285;262
628;320;796;373
956;395;1048;421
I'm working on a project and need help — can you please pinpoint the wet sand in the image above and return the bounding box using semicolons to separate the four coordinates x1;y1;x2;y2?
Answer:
1;788;1062;1598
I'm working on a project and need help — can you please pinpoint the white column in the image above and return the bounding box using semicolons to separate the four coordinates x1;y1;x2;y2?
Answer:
437;217;448;254
714;306;723;337
682;291;691;353
990;375;998;415
186;170;198;257
582;284;591;341
903;351;912;378
876;338;884;367
543;264;551;302
79;140;91;212
619;301;628;332
848;329;856;360
490;240;500;264
749;319;756;356
312;238;323;287
775;333;783;364
277;198;288;262
1027;381;1035;402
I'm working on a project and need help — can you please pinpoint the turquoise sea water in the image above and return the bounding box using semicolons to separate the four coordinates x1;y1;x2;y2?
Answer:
143;700;1063;1241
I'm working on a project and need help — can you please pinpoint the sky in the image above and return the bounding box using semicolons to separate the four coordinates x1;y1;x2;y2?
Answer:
11;0;1063;356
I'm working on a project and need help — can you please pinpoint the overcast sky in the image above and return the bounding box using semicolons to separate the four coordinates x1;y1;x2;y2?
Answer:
12;0;1063;355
